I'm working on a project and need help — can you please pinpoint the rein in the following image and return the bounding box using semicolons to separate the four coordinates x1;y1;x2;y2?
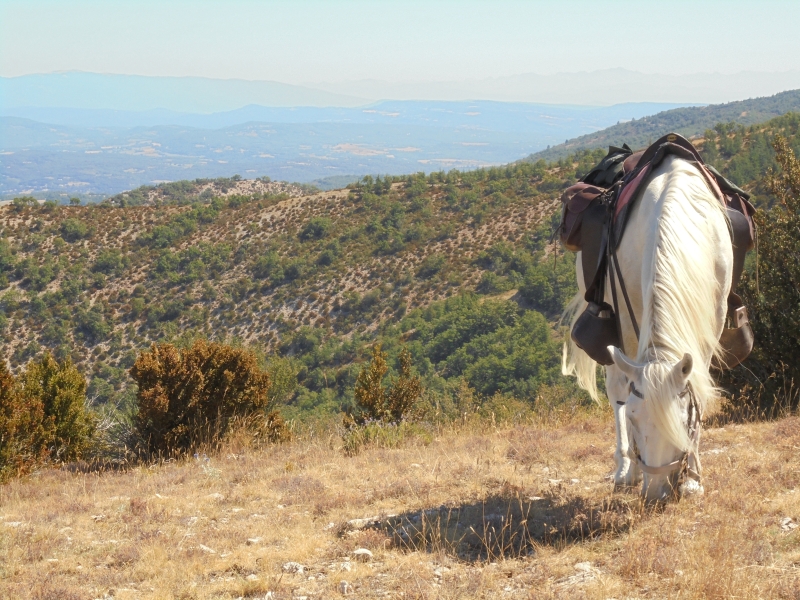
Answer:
624;380;703;485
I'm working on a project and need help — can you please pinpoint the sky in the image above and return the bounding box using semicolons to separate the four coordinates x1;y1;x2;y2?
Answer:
2;0;800;85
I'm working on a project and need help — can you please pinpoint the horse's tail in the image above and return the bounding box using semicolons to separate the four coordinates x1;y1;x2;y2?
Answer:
561;291;600;402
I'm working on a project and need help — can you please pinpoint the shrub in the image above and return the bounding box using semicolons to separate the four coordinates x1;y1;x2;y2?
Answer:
416;254;447;279
299;216;332;241
130;340;274;456
74;304;111;342
252;251;283;281
60;218;92;242
477;271;512;295
93;249;126;274
347;345;422;426
17;352;95;463
519;257;577;316
729;136;800;406
0;362;46;481
11;196;38;211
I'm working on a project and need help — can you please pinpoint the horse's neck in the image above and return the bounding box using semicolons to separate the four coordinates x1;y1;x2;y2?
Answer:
612;156;732;366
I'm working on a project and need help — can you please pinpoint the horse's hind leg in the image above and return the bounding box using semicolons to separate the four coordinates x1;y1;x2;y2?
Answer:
606;364;641;490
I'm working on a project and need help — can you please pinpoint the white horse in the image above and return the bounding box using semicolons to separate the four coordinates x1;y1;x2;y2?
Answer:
562;155;732;504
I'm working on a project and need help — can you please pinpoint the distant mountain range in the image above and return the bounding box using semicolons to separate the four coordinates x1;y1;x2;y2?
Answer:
4;70;800;111
0;100;689;198
3;70;800;200
309;69;800;105
524;89;800;162
0;72;367;112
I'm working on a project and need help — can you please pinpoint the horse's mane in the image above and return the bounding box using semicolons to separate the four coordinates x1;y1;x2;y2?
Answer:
563;156;728;451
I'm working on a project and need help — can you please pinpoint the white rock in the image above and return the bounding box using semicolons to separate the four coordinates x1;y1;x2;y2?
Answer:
199;544;216;554
246;537;263;545
346;517;378;530
207;493;225;501
410;463;422;468
570;478;580;484
339;580;351;594
245;574;259;581
3;521;23;527
780;517;798;532
91;515;106;522
547;479;562;485
282;561;305;574
574;561;592;572
339;562;352;572
352;548;373;562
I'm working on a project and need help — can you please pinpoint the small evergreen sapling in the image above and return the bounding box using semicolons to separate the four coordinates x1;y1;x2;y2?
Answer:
348;345;422;425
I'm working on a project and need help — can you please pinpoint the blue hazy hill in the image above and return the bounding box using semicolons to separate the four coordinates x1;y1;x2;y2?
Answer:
0;100;687;198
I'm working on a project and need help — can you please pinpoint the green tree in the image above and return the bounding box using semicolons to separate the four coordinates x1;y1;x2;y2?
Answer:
736;136;800;398
348;345;422;425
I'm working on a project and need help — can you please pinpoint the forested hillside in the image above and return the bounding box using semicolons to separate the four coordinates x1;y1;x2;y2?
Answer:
0;159;582;420
526;89;800;162
1;111;798;423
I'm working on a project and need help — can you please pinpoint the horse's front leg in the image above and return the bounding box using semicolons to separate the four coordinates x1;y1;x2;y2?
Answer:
606;364;641;489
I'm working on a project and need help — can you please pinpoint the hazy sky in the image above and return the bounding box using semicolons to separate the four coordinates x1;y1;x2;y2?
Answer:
2;0;799;83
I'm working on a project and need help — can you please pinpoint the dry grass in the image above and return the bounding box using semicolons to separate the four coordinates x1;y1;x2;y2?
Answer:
2;408;800;599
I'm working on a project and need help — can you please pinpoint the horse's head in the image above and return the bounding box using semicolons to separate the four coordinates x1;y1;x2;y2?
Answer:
608;346;702;504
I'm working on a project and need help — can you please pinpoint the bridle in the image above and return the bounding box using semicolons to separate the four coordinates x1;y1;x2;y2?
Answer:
622;380;702;486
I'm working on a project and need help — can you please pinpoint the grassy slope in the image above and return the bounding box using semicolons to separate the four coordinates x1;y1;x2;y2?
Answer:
2;407;799;599
525;89;800;162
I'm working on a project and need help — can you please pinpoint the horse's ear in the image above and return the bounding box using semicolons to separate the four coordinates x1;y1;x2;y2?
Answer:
670;353;693;388
608;346;640;380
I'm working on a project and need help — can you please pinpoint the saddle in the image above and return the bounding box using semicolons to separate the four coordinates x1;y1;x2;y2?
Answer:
558;133;756;368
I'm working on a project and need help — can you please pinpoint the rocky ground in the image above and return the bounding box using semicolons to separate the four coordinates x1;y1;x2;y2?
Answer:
2;407;800;599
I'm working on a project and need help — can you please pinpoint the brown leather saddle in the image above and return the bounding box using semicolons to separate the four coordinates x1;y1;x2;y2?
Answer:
558;133;756;368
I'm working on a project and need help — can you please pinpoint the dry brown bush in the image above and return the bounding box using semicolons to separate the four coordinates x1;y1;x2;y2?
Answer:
130;339;276;457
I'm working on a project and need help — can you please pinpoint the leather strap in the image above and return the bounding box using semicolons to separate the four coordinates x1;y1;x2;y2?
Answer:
612;245;640;339
627;381;703;485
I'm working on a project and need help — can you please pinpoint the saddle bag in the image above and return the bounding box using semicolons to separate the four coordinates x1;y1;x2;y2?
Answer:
557;144;637;253
713;295;754;369
571;301;620;366
558;184;606;252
